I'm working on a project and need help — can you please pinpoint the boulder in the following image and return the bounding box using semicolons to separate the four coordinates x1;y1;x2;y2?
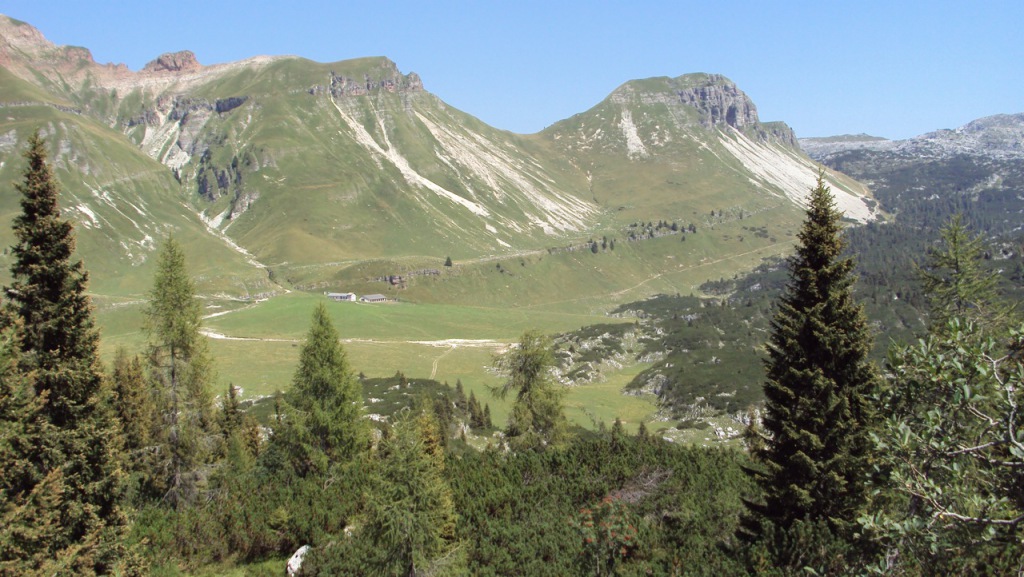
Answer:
286;545;310;576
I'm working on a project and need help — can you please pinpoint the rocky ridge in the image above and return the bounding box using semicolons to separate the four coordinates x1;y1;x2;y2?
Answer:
801;113;1024;161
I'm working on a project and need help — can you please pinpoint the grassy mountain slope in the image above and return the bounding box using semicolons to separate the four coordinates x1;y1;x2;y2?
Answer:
0;100;270;301
1;15;878;312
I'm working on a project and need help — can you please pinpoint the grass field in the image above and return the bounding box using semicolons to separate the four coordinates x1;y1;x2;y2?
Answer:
95;290;663;430
91;209;800;435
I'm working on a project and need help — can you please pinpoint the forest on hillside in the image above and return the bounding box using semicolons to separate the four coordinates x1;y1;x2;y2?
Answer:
2;135;1023;576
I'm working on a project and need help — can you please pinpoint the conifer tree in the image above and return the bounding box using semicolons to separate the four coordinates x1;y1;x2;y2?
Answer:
363;409;456;576
110;347;158;501
493;330;568;451
918;214;1011;335
468;390;484;429
111;348;154;459
454;379;467;411
145;235;217;505
746;173;878;537
271;302;368;475
0;133;127;573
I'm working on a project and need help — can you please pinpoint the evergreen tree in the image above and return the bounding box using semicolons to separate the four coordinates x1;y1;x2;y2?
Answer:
270;302;368;476
0;319;61;572
144;235;217;506
219;384;243;439
745;173;878;540
468;390;484;429
111;348;154;457
110;347;157;502
0;133;128;573
636;420;649;441
454;379;467;411
493;330;568;451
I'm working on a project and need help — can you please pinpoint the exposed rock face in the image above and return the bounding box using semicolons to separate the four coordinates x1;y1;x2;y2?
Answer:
675;74;759;130
215;96;248;113
0;15;98;73
801;113;1024;161
308;59;423;97
143;50;202;73
757;121;799;148
606;73;763;134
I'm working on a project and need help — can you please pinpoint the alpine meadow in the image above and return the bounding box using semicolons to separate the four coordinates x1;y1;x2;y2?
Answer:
1;12;1023;576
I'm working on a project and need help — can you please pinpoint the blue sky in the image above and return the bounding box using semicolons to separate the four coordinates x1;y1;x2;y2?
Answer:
4;1;1021;139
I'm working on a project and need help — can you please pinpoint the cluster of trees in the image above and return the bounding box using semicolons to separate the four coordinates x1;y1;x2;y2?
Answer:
625;220;695;243
452;380;493;431
588;236;616;254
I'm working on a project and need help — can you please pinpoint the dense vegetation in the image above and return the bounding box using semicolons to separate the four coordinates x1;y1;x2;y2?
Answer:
2;136;1023;576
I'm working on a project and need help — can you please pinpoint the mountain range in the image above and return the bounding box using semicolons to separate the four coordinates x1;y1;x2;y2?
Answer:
801;113;1024;246
0;13;873;310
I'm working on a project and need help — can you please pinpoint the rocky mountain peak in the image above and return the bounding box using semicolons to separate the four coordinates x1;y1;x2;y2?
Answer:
609;73;760;132
143;50;202;73
0;15;50;55
674;73;759;130
0;14;97;69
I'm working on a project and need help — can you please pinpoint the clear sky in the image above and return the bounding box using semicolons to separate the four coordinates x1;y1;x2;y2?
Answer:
4;1;1021;139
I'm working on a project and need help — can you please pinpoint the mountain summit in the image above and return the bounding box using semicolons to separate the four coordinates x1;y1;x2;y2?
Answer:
0;14;875;305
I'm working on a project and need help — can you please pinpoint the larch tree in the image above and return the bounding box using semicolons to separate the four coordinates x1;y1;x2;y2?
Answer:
918;213;1012;336
144;235;217;506
270;302;368;476
363;409;456;576
0;132;127;573
493;330;568;451
745;173;878;539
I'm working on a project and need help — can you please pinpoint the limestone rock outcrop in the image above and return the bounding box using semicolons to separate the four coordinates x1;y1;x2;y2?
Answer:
143;50;202;73
674;74;759;130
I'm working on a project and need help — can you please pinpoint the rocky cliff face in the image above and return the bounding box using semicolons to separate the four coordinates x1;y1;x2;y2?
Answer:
606;73;761;132
674;74;759;130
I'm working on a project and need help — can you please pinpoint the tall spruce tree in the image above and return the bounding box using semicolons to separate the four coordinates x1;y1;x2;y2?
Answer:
0;133;127;573
144;235;217;506
746;173;878;537
269;302;368;476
